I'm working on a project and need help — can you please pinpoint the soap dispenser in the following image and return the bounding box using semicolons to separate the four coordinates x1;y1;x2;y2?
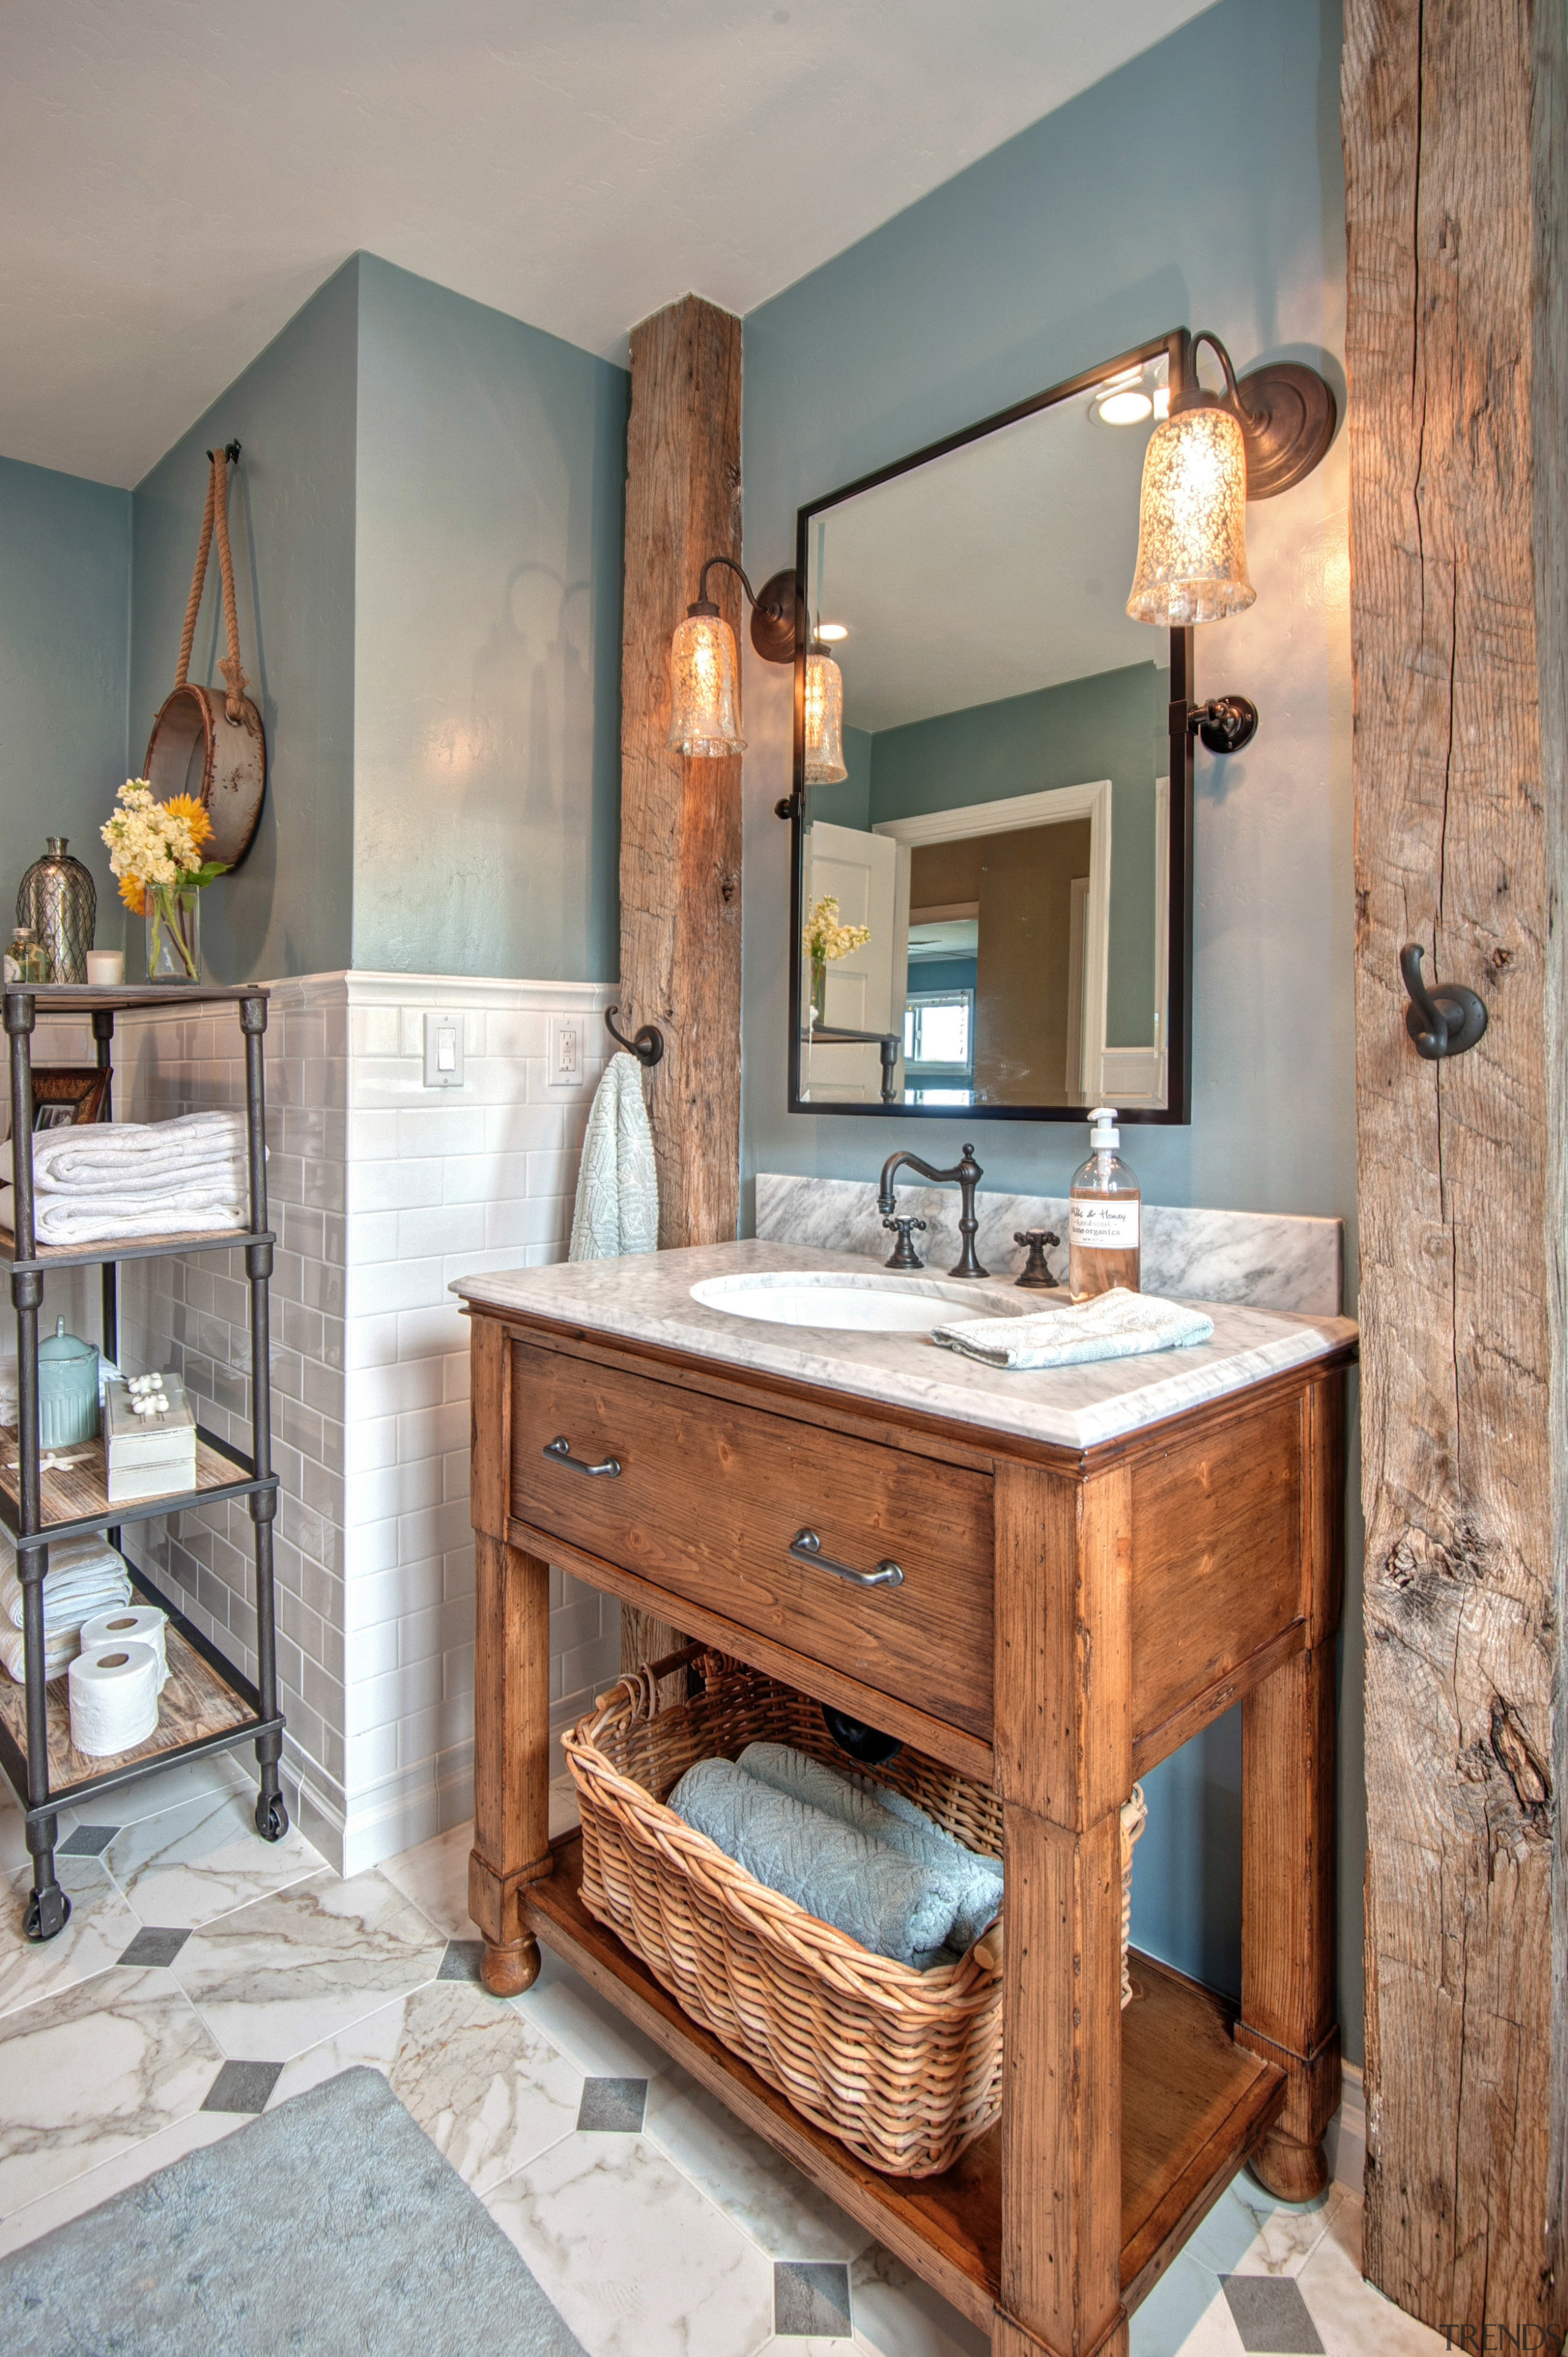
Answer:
1068;1107;1141;1302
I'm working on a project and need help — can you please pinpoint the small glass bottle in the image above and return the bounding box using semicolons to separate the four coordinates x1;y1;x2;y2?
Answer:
1068;1106;1142;1301
3;926;47;985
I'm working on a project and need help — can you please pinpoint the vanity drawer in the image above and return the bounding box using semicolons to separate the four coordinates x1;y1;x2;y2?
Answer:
507;1341;995;1741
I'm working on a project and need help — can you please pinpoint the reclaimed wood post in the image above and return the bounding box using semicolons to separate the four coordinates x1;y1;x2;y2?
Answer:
617;293;745;1677
1343;0;1567;2339
993;1462;1131;2357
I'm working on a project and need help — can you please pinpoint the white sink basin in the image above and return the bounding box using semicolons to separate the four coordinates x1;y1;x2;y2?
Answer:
689;1269;1014;1333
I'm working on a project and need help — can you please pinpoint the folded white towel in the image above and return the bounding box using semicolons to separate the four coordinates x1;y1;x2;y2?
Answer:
932;1286;1214;1370
0;1625;75;1683
0;1183;248;1244
1;1533;134;1633
569;1053;659;1260
2;1111;246;1194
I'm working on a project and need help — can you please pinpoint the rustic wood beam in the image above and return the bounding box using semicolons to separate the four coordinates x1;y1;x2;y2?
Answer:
617;293;744;1674
1343;0;1567;2340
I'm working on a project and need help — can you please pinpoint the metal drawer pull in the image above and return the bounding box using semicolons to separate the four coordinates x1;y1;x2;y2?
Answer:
543;1435;621;1478
789;1528;903;1588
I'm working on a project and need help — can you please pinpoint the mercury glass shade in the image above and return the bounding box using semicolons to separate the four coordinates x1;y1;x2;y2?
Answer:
804;649;848;784
668;611;746;756
1126;404;1256;627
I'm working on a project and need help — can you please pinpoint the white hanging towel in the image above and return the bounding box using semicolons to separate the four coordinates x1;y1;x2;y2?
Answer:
569;1052;659;1260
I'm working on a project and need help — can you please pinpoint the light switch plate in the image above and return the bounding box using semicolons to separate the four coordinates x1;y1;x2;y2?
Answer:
423;1011;464;1089
547;1015;586;1089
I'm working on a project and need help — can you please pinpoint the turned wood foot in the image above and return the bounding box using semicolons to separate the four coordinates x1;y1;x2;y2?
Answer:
481;1934;541;1997
1248;2128;1329;2204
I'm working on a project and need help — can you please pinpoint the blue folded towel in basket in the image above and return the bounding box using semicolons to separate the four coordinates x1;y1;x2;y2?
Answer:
665;1744;1001;1970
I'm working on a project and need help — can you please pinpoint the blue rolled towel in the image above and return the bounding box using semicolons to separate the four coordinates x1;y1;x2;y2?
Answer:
738;1742;1003;1952
666;1756;962;1969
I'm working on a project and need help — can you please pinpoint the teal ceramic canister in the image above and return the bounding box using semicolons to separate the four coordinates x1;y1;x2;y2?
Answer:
38;1316;100;1447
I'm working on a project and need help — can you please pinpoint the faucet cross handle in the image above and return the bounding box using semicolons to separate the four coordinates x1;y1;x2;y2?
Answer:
882;1214;928;1271
1013;1229;1061;1290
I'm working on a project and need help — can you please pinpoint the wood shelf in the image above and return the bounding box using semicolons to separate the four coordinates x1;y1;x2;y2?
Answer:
0;1225;265;1270
0;1611;257;1802
0;1423;270;1540
2;982;268;1014
527;1834;1286;2334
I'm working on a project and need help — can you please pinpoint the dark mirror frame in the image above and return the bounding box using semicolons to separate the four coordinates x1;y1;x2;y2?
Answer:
786;327;1194;1126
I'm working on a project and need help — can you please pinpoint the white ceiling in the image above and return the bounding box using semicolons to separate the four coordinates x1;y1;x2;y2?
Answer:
1;1;1215;489
811;354;1169;732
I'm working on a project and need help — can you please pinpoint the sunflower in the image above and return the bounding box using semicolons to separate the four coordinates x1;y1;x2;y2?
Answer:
118;874;146;917
162;793;215;852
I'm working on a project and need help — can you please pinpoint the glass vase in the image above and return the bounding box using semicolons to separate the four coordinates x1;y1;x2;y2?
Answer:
146;885;201;983
810;955;827;1027
17;838;97;983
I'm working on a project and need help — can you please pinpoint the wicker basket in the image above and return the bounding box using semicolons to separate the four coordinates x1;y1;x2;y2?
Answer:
564;1649;1147;2178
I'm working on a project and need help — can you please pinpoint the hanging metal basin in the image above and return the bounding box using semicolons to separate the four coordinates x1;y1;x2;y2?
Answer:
143;683;266;872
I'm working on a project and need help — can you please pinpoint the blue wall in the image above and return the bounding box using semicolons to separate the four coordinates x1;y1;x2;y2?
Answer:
351;255;627;980
0;458;130;943
130;259;360;983
740;0;1362;2048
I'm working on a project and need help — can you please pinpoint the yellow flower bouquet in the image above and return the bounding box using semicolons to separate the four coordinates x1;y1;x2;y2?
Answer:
101;781;228;983
802;895;871;1026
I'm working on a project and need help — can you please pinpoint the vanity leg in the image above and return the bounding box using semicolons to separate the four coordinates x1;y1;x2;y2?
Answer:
469;1534;551;1997
993;1464;1132;2357
1237;1643;1338;2201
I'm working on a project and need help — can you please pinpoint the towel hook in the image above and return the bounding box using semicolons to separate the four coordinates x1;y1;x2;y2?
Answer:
1400;942;1488;1061
605;1005;665;1067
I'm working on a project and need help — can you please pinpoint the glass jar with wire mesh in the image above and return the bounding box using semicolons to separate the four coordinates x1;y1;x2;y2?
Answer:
16;839;96;983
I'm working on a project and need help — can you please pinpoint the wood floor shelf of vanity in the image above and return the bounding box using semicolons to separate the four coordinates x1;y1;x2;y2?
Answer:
528;1833;1287;2334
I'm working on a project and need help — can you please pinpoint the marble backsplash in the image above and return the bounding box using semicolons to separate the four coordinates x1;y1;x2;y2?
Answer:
755;1173;1343;1317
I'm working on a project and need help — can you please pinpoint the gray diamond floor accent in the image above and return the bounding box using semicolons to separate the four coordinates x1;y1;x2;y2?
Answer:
59;1824;118;1857
202;2059;284;2114
1221;2276;1326;2353
438;1938;485;1983
117;1924;192;1968
775;2260;853;2337
576;2076;647;2133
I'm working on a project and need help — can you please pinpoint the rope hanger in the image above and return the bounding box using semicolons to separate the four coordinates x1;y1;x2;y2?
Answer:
176;440;249;723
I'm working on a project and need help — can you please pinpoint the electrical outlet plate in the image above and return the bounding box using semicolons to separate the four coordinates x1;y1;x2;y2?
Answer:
547;1015;585;1088
423;1011;464;1089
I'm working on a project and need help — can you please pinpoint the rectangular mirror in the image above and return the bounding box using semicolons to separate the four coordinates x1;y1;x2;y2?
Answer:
789;331;1193;1123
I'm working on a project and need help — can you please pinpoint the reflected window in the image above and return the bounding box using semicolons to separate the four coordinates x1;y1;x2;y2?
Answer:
905;989;974;1084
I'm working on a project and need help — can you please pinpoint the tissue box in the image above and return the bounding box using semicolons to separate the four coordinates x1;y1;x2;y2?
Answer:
104;1375;198;1504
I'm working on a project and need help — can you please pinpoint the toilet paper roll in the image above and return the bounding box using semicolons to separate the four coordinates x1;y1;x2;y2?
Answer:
79;1605;168;1690
67;1640;160;1757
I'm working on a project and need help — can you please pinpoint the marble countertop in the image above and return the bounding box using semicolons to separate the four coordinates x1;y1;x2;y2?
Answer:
451;1241;1357;1451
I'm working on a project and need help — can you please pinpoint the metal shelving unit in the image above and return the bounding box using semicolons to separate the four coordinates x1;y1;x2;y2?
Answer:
1;982;286;1941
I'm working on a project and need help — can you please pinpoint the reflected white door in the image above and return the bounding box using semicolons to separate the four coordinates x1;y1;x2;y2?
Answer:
802;822;902;1102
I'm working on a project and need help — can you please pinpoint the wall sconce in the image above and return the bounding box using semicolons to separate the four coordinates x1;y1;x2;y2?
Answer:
667;556;798;758
1126;331;1336;630
804;636;848;784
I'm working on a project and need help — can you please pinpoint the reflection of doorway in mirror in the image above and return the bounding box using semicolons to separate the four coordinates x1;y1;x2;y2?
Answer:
1099;774;1168;1107
875;780;1110;1107
800;821;906;1102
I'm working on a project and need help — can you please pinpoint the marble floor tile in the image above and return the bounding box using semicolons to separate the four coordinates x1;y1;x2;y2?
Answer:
0;1963;223;2214
646;2067;872;2264
755;2340;856;2357
0;2102;243;2258
1190;2177;1340;2282
268;1976;582;2196
1133;2265;1248;2356
103;1785;322;1929
777;2259;853;2334
1295;2196;1450;2355
171;1866;445;2062
513;1943;675;2083
90;1745;257;1827
0;1855;142;2021
486;2130;775;2357
850;2244;989;2357
376;1818;475;1940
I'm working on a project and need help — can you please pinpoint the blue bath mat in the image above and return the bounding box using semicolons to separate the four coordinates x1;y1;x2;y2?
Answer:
0;2065;586;2356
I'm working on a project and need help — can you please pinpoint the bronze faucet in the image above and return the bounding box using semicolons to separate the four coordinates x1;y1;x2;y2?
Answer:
877;1145;988;1278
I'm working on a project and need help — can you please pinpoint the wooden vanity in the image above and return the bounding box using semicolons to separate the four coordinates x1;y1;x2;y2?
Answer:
461;1250;1352;2357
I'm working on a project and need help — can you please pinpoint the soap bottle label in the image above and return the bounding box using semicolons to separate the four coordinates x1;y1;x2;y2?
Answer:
1069;1197;1140;1250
